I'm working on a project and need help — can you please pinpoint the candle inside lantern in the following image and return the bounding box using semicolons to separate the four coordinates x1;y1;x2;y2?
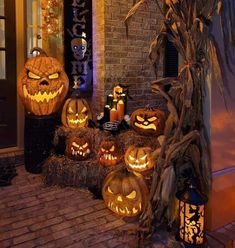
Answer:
110;100;118;122
117;99;125;121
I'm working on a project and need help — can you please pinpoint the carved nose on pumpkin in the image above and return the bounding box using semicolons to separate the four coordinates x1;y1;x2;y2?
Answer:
117;196;123;202
40;80;49;86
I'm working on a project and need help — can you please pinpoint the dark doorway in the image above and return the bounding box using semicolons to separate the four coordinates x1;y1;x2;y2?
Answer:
0;0;17;148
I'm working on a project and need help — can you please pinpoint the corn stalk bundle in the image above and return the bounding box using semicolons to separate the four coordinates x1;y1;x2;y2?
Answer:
125;0;235;240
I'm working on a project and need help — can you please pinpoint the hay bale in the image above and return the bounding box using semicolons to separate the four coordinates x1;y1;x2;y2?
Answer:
43;155;123;192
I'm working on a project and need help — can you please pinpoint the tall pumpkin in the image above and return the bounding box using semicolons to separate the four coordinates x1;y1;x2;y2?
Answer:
17;48;69;116
61;96;92;128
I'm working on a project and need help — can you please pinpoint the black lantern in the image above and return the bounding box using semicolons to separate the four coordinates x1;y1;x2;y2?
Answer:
176;183;208;247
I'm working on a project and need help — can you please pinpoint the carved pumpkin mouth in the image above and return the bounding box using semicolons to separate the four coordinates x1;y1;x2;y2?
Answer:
107;201;141;216
67;116;88;124
128;161;149;170
23;84;64;103
100;153;117;161
134;122;156;130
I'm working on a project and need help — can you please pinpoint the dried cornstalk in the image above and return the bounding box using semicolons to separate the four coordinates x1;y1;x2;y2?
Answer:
125;0;235;241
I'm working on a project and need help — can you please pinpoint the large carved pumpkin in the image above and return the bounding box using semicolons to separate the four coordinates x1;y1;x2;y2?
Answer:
102;168;149;217
17;48;69;116
61;97;92;128
130;107;165;136
124;145;154;172
98;139;121;166
65;136;91;160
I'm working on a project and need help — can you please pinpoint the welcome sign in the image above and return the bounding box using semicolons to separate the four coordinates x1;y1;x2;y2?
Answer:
64;0;93;95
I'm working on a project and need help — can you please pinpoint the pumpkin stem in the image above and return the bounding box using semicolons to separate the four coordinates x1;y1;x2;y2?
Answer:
30;47;48;57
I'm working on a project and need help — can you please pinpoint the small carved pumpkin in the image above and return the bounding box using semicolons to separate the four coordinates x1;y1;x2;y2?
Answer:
102;168;149;217
17;48;69;116
65;136;91;160
113;85;123;100
124;145;154;172
130;107;165;136
61;97;92;128
98;140;121;166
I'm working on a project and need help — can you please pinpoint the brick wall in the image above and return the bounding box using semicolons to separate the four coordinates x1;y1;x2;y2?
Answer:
92;0;164;115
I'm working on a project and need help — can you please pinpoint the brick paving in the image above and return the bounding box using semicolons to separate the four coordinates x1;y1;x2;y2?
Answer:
0;166;234;248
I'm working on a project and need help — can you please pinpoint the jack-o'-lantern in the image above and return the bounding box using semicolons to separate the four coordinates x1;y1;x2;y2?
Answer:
102;168;149;217
130;107;165;136
61;97;92;128
113;85;123;100
17;47;69;116
65;136;91;160
124;145;154;172
98;140;121;166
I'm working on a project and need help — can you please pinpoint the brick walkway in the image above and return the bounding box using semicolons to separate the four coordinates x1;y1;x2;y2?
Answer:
0;166;234;248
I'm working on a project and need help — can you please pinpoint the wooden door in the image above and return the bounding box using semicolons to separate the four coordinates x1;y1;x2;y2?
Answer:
0;0;17;149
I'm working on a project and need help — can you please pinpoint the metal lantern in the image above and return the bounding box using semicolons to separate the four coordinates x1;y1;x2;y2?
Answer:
176;183;208;247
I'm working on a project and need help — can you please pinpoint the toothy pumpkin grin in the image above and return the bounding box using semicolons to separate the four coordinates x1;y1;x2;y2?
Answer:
65;137;91;161
107;201;142;216
67;116;88;125
100;154;117;161
23;84;64;103
134;122;157;130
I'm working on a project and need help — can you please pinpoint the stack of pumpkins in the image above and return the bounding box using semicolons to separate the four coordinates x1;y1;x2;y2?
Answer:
102;107;166;217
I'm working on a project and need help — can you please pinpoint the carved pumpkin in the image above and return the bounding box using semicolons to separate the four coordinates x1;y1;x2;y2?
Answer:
61;97;92;128
98;140;121;166
124;145;154;172
113;85;123;100
65;136;91;160
102;168;149;217
130;107;165;136
17;48;69;116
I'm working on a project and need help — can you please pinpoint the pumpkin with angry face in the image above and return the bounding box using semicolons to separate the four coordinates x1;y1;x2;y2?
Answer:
124;145;154;172
98;140;121;166
17;48;69;116
61;97;92;128
65;136;91;160
102;168;149;217
130;107;165;136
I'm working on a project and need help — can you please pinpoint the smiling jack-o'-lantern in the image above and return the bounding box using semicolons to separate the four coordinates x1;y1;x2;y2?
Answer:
102;168;149;217
17;48;69;116
98;140;121;166
124;145;154;172
130;107;165;136
65;136;91;160
61;97;92;128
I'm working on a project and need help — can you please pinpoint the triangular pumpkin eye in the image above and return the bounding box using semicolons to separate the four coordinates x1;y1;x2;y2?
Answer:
108;186;114;194
81;107;87;113
48;72;59;79
136;116;144;122
109;145;115;152
126;191;136;199
128;155;135;161
82;142;88;148
140;154;148;160
28;71;41;79
68;107;74;114
148;117;157;122
101;148;105;152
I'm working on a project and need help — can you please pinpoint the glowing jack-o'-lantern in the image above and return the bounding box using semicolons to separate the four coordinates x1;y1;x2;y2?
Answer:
61;97;92;128
98;140;121;166
130;107;165;136
176;183;208;247
17;48;69;116
102;168;149;217
124;145;154;172
65;136;91;160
